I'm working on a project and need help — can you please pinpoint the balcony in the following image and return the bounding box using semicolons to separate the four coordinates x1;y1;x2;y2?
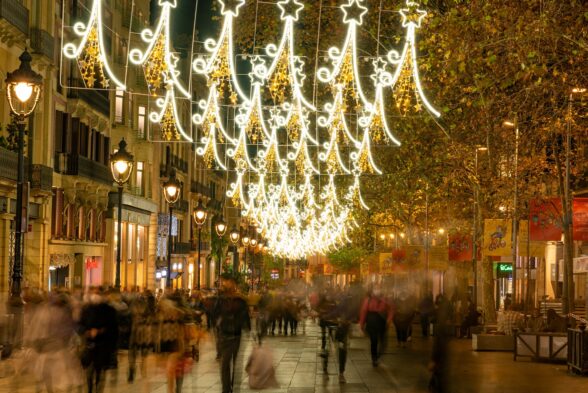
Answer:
55;153;112;185
191;181;211;198
173;242;192;255
0;0;28;43
30;28;54;60
0;148;53;191
67;79;110;117
175;199;189;213
171;156;188;173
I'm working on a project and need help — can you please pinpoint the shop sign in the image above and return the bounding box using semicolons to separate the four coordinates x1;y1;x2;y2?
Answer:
496;263;512;277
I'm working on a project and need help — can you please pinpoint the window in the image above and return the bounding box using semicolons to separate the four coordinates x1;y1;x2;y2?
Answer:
136;162;144;196
115;89;124;124
137;105;146;138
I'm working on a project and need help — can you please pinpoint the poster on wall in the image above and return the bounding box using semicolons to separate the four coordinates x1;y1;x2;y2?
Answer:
529;198;562;241
573;198;588;241
448;233;473;261
483;219;512;257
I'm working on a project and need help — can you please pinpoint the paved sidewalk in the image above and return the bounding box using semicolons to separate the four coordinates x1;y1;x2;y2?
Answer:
1;321;586;392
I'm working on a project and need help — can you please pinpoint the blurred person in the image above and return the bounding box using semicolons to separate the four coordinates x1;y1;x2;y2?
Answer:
459;299;480;338
157;291;191;393
419;293;435;338
526;308;547;332
320;288;356;384
79;287;119;393
545;308;568;333
213;274;251;393
496;304;524;336
128;290;156;382
359;286;392;367
429;294;452;393
393;292;415;348
24;291;84;392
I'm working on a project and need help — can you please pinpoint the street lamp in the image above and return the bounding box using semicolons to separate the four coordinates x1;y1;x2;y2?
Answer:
472;145;488;307
215;215;227;236
192;198;207;290
163;169;182;288
229;225;240;244
503;120;519;304
110;138;134;289
6;49;42;326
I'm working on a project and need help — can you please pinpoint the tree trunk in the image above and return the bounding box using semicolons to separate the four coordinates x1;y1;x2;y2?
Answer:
562;222;574;314
482;256;497;323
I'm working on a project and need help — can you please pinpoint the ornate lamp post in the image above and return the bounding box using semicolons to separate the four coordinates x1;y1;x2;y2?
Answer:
6;49;42;320
110;138;134;288
193;198;207;290
215;214;227;279
229;225;240;245
162;169;182;288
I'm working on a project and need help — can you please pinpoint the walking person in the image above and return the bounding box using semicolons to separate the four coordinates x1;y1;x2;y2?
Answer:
360;287;392;367
213;274;251;393
79;287;119;393
419;293;435;338
393;292;415;348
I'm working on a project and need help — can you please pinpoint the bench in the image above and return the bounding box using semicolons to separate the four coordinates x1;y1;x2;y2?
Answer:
472;334;514;351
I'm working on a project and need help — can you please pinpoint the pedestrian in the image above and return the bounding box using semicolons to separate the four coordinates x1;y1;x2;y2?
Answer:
79;287;119;393
359;286;392;367
419;293;435;338
213;273;251;393
393;292;415;348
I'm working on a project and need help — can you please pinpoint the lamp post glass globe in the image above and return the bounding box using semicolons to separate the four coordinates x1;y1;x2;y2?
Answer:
6;49;43;118
250;237;258;247
163;169;182;205
193;199;207;226
110;138;134;185
229;226;240;244
215;215;227;236
242;233;250;246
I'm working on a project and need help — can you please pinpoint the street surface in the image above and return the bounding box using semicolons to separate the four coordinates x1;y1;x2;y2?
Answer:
0;321;586;393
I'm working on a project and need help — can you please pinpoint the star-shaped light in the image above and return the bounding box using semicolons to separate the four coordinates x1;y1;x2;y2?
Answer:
277;0;304;21
219;0;245;16
399;0;427;28
341;0;368;26
249;56;267;84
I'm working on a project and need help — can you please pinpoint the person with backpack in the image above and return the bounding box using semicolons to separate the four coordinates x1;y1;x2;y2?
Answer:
213;274;251;393
359;287;392;367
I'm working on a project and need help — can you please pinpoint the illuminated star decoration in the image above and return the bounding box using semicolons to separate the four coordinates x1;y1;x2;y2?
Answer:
277;0;305;21
219;0;245;16
399;0;427;28
342;0;368;25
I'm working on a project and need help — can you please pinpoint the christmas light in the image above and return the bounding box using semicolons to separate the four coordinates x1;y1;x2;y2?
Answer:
386;0;440;117
62;0;126;89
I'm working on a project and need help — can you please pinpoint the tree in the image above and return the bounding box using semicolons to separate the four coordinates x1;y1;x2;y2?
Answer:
328;246;367;273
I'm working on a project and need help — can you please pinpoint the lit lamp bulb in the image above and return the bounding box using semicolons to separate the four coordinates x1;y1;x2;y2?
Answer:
250;237;258;247
242;234;250;246
229;226;240;244
166;185;177;198
14;82;33;103
114;160;129;175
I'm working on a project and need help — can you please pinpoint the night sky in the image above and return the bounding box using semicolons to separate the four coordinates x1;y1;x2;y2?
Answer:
150;0;219;43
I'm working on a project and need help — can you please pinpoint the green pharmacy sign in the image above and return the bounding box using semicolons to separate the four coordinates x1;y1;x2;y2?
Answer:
497;263;513;277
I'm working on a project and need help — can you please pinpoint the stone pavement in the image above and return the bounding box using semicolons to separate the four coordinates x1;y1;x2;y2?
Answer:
1;321;586;393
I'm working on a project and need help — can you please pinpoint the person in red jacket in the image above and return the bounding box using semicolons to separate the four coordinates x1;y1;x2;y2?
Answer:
359;287;392;367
